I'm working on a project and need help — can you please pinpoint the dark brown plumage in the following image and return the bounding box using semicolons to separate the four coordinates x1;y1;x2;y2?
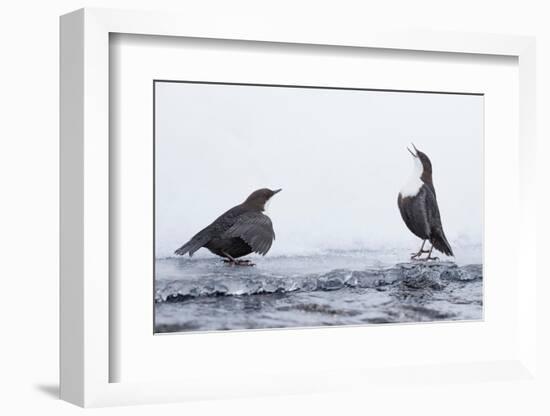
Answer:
174;188;281;265
398;144;453;260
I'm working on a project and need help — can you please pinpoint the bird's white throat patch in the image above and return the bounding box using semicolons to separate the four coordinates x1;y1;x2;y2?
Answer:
400;157;423;198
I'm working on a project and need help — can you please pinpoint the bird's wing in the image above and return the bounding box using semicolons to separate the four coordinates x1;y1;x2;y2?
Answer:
220;212;275;256
423;187;454;256
398;192;430;239
174;206;244;256
420;187;440;225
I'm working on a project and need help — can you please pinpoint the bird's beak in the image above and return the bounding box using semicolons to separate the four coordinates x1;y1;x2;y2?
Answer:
407;142;419;158
272;188;282;194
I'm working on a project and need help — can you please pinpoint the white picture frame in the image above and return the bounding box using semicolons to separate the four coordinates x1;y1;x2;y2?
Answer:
60;7;538;407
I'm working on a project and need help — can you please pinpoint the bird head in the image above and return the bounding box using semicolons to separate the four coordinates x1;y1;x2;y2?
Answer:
407;143;433;181
244;188;282;211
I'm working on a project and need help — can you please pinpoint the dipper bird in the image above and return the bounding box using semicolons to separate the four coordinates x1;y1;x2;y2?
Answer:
174;188;281;266
397;144;453;261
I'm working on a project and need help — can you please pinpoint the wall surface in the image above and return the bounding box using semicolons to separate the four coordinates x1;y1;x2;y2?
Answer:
1;0;548;415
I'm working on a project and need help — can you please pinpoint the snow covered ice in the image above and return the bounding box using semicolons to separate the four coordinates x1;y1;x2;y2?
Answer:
154;248;482;333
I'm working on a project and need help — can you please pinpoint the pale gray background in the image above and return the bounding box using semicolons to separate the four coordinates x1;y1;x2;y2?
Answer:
155;82;483;259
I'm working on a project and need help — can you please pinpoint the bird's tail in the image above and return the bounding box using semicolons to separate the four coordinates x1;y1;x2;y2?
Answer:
431;230;454;257
174;242;192;256
174;239;201;257
174;232;210;257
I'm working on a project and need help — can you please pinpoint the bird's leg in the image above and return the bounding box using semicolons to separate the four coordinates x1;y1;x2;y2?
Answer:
221;252;255;266
411;240;429;260
424;243;439;261
221;251;237;264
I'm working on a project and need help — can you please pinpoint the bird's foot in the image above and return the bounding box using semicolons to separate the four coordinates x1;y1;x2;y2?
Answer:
411;250;429;256
410;252;440;262
222;259;255;266
413;255;439;262
410;250;430;260
235;259;255;266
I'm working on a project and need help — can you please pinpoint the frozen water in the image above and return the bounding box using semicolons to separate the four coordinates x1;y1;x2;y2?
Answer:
154;248;482;333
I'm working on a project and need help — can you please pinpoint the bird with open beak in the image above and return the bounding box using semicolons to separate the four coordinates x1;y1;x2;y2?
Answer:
398;143;453;261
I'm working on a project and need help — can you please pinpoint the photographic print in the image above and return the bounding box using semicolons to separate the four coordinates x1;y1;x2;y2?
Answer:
154;81;483;333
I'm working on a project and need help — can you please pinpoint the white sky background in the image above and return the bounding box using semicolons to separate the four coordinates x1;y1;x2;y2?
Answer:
155;82;483;258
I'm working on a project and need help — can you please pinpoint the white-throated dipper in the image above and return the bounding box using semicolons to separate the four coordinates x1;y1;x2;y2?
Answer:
174;188;281;266
397;143;453;261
